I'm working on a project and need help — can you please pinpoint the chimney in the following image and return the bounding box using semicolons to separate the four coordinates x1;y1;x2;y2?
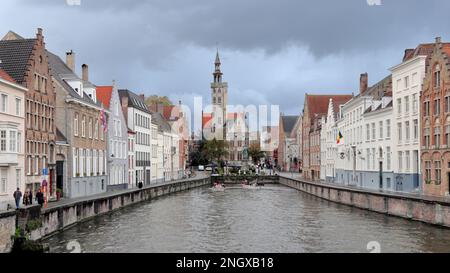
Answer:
66;50;75;72
82;64;89;82
360;73;368;95
36;28;43;45
436;37;442;44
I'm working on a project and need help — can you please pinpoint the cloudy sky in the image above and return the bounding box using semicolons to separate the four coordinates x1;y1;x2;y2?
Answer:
1;0;449;118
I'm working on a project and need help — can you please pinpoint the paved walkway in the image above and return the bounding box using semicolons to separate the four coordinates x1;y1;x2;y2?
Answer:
43;172;209;211
279;172;450;204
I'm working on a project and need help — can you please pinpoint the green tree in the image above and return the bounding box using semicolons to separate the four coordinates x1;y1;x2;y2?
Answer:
145;95;173;106
248;143;265;165
202;138;229;165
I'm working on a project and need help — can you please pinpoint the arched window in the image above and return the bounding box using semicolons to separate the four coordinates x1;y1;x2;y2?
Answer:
434;64;441;88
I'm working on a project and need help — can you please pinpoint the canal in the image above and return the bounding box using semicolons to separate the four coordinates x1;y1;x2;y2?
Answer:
44;184;450;253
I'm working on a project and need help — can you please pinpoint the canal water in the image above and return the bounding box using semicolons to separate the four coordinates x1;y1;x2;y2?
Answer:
44;185;450;253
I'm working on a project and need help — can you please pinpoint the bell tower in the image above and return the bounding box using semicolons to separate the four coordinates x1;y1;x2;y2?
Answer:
211;49;228;139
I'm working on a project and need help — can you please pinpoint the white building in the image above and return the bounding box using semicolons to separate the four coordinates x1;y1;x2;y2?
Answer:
320;115;327;180
390;49;428;192
323;98;344;183
119;89;152;185
127;129;136;187
0;69;27;210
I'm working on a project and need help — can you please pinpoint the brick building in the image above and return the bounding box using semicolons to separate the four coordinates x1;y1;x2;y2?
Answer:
302;94;353;180
0;29;57;198
421;37;450;197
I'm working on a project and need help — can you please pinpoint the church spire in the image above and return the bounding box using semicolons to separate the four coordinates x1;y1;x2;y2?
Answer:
213;49;223;83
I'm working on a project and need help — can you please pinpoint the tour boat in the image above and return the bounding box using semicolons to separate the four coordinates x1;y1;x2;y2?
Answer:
210;184;225;192
242;183;259;190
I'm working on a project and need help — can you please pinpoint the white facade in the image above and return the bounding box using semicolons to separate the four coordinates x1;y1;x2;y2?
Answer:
323;99;340;182
319;116;327;180
0;77;27;210
335;95;375;186
390;55;426;192
127;130;136;187
335;96;394;191
127;107;152;185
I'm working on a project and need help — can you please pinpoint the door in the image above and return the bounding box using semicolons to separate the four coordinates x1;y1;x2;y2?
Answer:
146;170;151;185
56;161;64;196
379;161;383;189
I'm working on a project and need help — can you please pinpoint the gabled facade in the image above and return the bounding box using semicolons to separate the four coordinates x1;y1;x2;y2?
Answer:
119;89;152;185
0;29;57;199
421;37;450;197
48;50;108;198
97;83;129;190
0;69;27;210
302;94;353;180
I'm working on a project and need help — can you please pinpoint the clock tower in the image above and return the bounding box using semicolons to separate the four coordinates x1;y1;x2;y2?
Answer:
211;49;228;140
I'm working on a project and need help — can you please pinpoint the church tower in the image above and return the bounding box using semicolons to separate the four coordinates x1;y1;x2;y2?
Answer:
211;49;228;139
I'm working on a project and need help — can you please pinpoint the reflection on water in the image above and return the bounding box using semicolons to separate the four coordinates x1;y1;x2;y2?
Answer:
44;185;450;253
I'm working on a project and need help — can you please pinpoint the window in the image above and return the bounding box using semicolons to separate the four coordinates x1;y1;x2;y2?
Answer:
424;128;431;147
398;152;403;171
386;147;391;170
386;120;391;138
435;160;442;184
372;148;376;170
15;98;21;116
398;123;402;141
446;97;450;113
405;96;410;113
371;123;375;140
424;101;430;116
413;94;418;113
1;94;7;112
94;120;99;139
82;116;86;137
412;73;418;86
88;118;93;138
447;125;450;146
379;121;383;139
425;161;431;181
17;132;21;153
397;98;402;114
0;130;5;151
73;148;78;177
404;76;409;89
434;99;440;116
74;114;79;136
434;126;441;147
413;119;419;141
9;131;16;152
405;151;410;170
434;64;441;88
34;156;39;175
405;121;410;141
0;168;7;194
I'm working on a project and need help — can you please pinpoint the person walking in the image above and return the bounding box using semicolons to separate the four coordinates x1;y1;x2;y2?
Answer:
23;190;29;206
28;190;33;205
35;189;44;207
13;188;22;209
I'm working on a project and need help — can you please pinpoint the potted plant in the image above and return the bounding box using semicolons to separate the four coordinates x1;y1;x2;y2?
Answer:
56;189;62;201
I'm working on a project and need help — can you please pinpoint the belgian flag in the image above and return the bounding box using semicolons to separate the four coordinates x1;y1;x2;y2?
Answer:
337;131;343;144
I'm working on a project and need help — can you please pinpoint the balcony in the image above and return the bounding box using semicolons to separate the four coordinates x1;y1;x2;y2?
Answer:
0;152;18;166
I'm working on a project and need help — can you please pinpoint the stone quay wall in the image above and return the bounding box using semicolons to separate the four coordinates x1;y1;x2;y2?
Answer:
0;210;16;253
2;176;210;249
279;176;450;228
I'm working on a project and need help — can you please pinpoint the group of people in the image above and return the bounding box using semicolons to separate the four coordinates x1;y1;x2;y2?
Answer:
12;188;45;210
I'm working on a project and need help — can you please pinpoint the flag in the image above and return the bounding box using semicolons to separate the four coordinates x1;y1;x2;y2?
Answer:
100;109;108;132
337;131;343;144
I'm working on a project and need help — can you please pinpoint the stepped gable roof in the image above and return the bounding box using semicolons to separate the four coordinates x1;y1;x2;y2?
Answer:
0;38;36;84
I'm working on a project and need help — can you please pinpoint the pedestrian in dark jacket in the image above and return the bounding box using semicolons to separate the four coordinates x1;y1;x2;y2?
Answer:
28;190;33;205
13;188;22;209
36;189;44;206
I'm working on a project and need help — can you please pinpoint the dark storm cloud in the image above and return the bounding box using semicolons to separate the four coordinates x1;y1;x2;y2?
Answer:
4;0;450;118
